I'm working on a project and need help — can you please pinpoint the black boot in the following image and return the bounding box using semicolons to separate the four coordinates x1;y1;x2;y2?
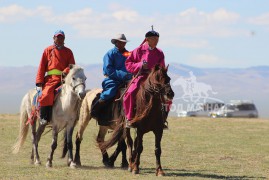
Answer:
91;99;106;118
163;111;169;130
163;120;168;129
40;106;52;125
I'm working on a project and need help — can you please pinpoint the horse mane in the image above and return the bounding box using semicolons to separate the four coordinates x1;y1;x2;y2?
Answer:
64;64;83;84
131;64;166;124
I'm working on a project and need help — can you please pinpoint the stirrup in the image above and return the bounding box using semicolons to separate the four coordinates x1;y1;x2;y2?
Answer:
125;119;134;128
163;121;168;130
40;118;48;125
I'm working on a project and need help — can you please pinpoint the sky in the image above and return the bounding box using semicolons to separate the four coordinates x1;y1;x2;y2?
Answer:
0;0;269;68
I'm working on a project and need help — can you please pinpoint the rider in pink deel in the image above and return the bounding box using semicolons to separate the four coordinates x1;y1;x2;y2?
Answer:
123;28;166;128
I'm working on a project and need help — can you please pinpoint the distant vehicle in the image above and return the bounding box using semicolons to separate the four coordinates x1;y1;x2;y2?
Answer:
186;109;210;117
186;102;224;117
177;111;187;117
210;100;258;118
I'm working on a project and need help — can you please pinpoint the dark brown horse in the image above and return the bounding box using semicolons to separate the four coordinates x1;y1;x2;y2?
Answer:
100;64;174;176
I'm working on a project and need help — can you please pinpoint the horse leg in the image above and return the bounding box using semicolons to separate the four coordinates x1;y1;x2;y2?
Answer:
128;134;138;172
126;128;133;172
154;130;165;176
66;126;76;168
132;133;143;175
108;139;128;168
74;111;91;166
46;127;58;168
61;129;68;158
30;121;36;164
34;124;46;165
96;126;109;167
120;140;128;168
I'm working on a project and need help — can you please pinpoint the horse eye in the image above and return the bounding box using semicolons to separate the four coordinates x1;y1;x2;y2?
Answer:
72;77;76;80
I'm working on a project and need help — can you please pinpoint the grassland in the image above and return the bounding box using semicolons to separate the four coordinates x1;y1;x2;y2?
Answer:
1;114;269;179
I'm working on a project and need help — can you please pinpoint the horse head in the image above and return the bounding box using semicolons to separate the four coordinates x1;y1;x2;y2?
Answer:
148;64;174;101
63;64;87;99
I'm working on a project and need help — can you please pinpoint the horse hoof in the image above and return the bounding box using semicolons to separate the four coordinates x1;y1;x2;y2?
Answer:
75;161;81;167
70;162;77;168
157;173;165;176
46;161;52;168
121;161;129;169
128;166;132;172
156;170;165;176
34;160;41;165
132;169;139;174
107;161;115;168
121;164;128;169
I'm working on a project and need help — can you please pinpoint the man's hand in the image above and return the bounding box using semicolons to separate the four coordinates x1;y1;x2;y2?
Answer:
142;60;148;69
62;72;67;78
36;83;43;87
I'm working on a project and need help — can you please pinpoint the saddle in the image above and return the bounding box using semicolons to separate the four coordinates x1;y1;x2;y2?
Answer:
91;87;125;126
26;86;62;125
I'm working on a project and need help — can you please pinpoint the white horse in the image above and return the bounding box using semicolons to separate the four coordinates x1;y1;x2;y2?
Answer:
12;64;87;168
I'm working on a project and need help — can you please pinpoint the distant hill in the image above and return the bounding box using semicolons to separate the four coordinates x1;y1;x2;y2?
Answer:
1;63;268;118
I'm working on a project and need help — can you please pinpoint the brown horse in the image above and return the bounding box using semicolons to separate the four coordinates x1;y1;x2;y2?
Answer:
100;64;174;176
61;88;129;168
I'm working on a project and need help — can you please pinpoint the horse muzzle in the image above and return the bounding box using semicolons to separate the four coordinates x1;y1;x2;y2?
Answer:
78;91;86;99
166;90;175;101
73;82;86;100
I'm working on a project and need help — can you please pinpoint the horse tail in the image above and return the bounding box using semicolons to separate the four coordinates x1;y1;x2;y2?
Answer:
99;116;125;153
12;93;31;154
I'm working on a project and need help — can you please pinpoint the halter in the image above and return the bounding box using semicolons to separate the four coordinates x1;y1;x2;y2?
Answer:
72;82;85;91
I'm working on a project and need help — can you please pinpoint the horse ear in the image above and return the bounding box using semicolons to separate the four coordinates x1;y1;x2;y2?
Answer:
165;64;169;72
69;64;74;69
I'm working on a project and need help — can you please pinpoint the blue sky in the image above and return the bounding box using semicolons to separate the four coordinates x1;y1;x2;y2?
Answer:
0;0;269;68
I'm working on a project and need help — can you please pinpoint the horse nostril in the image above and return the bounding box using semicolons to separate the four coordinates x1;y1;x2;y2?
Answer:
79;92;86;99
169;91;175;98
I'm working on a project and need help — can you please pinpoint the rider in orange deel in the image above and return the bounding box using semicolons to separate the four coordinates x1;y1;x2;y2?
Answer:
35;30;76;125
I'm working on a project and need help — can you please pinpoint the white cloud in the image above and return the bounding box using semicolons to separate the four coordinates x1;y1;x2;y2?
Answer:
209;8;240;24
0;4;251;47
189;54;220;66
176;8;240;25
162;38;209;49
0;4;33;22
0;4;51;23
112;10;139;22
248;13;269;25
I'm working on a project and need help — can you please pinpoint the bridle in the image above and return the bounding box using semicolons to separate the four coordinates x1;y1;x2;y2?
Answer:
72;82;86;91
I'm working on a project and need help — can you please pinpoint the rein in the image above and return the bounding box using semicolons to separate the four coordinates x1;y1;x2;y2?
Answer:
144;81;169;96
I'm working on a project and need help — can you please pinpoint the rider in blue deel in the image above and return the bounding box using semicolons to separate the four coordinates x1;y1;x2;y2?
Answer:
91;34;132;117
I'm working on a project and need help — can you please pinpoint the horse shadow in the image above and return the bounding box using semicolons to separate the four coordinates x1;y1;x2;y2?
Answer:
141;168;266;179
75;165;128;171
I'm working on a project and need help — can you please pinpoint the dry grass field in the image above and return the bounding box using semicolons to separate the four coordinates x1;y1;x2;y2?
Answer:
1;114;269;179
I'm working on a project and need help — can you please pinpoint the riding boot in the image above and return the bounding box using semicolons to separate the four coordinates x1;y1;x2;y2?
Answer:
163;120;168;129
163;111;169;130
91;99;108;123
125;119;135;128
40;106;52;125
